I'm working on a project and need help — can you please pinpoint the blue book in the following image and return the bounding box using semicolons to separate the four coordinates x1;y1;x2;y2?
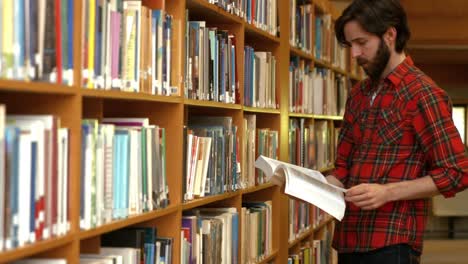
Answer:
67;0;74;77
6;126;20;248
95;0;102;82
30;141;37;240
231;212;238;264
14;0;25;79
114;130;129;219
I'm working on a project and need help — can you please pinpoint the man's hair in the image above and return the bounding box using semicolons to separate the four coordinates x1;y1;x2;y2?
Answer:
335;0;411;53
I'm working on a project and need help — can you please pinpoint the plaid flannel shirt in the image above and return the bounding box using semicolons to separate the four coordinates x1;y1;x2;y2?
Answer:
332;56;468;253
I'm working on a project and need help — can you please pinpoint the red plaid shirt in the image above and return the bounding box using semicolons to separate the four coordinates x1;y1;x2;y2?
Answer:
332;56;468;253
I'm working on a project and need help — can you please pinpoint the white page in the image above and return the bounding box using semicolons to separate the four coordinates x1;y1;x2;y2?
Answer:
255;155;347;220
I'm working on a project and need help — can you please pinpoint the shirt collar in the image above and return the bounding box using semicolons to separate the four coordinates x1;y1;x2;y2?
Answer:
360;56;414;94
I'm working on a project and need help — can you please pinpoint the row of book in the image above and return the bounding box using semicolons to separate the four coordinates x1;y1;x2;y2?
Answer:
80;118;168;230
314;13;332;62
184;116;240;201
205;0;278;36
0;0;74;84
242;115;279;189
244;47;277;109
181;207;239;264
288;239;332;264
289;0;314;54
289;199;311;242
180;202;272;264
241;201;273;264
289;118;335;171
289;198;331;242
100;227;173;264
0;109;70;251
185;18;238;103
289;60;349;116
82;0;175;95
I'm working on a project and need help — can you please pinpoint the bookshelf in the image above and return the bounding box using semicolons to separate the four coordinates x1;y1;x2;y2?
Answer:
0;0;364;263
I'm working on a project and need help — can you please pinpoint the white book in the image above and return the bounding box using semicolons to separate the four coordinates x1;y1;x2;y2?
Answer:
102;124;115;223
101;247;139;264
95;126;105;227
255;155;347;220
58;128;69;234
0;105;5;250
128;129;139;215
199;137;211;197
18;129;32;247
12;259;67;264
81;254;122;264
9;115;55;239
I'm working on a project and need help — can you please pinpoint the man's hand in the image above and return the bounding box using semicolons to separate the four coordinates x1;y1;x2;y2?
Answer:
345;183;391;210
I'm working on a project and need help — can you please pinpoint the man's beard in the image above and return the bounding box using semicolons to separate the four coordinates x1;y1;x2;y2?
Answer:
357;38;390;83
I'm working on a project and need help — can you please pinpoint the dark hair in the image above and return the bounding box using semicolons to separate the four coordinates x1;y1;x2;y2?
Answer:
335;0;411;53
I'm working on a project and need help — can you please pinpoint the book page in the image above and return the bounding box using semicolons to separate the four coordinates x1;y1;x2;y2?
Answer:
255;155;347;220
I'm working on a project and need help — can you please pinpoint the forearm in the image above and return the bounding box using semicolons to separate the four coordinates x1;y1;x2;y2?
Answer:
386;176;440;201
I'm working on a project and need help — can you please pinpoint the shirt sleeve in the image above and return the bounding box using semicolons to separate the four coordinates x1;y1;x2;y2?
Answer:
332;90;359;185
413;85;468;198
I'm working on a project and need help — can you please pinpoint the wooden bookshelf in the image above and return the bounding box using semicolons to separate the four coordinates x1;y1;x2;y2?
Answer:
289;228;314;248
0;0;362;263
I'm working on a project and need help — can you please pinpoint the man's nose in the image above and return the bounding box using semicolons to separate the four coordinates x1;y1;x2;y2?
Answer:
351;45;361;58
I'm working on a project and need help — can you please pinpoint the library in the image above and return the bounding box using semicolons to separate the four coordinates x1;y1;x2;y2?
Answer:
0;0;467;263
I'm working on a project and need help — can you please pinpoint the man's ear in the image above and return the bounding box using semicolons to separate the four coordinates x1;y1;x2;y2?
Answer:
384;27;397;47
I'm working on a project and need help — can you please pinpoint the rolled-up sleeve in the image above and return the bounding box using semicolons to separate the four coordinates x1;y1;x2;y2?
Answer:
413;85;468;197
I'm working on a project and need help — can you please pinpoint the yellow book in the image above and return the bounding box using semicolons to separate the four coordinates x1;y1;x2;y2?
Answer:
2;0;14;78
87;0;96;88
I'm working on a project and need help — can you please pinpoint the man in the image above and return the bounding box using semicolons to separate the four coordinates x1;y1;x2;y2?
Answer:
325;0;468;263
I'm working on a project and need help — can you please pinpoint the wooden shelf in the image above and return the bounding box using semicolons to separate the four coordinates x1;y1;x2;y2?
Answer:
186;0;243;24
243;106;281;114
289;112;343;121
288;227;314;248
314;58;332;68
312;114;343;120
332;66;348;76
79;205;179;240
244;23;281;44
0;233;75;264
184;98;242;109
242;182;275;195
256;249;279;264
182;191;241;210
0;80;78;95
290;46;315;61
314;215;334;232
81;88;183;103
289;112;315;118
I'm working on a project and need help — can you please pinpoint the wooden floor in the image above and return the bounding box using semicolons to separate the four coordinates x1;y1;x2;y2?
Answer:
421;240;468;264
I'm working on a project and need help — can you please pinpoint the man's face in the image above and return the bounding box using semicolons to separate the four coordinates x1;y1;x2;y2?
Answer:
344;20;391;81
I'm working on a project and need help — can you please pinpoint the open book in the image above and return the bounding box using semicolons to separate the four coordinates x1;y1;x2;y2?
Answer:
255;155;347;221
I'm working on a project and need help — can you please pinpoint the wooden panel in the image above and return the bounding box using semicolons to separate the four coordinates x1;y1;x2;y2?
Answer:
0;234;75;264
79;205;178;240
80;236;101;254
